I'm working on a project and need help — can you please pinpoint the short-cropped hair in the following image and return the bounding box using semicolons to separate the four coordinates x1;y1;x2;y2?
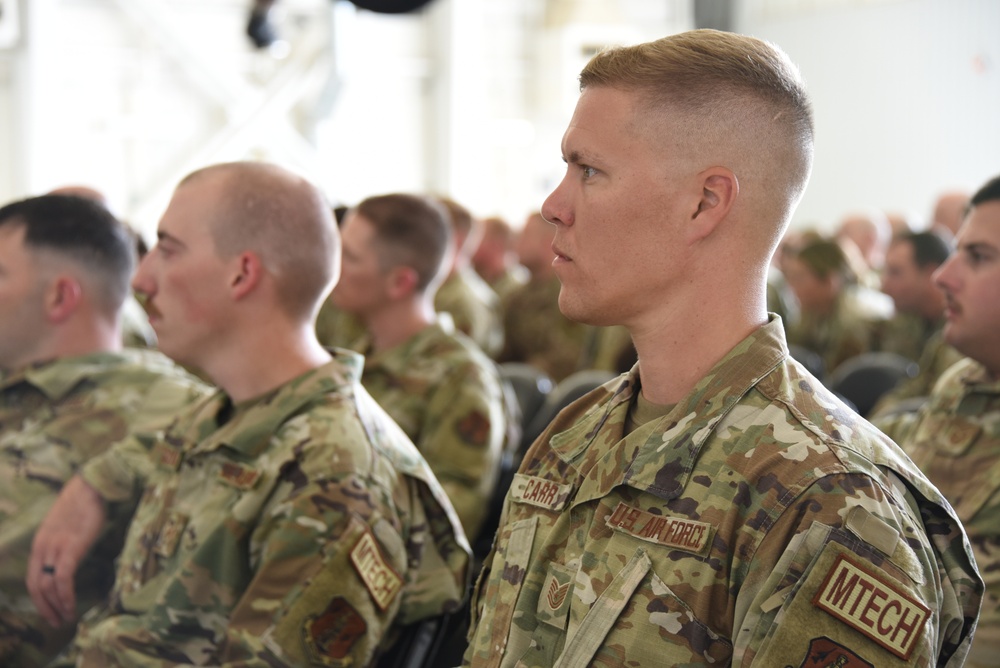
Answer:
0;194;135;311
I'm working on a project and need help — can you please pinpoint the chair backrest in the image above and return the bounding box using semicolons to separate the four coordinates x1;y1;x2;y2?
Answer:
787;343;826;382
498;363;554;432
375;614;451;668
827;352;919;418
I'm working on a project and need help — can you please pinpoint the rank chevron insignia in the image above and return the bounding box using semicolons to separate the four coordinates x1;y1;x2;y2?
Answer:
546;576;571;611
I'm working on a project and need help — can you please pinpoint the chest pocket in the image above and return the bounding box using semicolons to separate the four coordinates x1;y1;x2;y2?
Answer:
473;516;538;668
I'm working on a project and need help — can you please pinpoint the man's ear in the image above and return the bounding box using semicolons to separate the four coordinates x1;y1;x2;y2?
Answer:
688;167;739;242
387;266;419;300
46;276;82;323
230;251;263;300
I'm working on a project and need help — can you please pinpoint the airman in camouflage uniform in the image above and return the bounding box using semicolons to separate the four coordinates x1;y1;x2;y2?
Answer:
331;194;507;541
499;213;590;382
355;319;506;542
871;231;962;418
885;175;1000;668
465;319;981;667
0;352;209;668
465;30;982;667
0;194;211;668
60;351;468;667
28;163;470;667
785;244;889;376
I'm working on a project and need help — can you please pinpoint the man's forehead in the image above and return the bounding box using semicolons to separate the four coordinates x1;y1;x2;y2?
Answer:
959;201;1000;245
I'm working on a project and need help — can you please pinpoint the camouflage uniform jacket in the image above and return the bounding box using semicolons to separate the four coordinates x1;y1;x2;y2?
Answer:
464;318;982;667
893;357;1000;663
870;324;964;419
0;350;209;668
314;298;367;352
358;319;507;541
435;268;504;358
498;276;591;383
69;351;470;667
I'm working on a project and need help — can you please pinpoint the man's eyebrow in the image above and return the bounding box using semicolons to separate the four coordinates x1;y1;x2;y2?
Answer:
565;150;601;165
156;230;186;248
960;240;998;253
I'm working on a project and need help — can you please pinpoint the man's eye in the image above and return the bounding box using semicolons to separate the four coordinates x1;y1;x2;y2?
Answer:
581;166;597;179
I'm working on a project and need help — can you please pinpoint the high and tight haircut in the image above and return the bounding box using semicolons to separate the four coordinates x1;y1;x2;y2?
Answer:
178;162;338;321
896;231;952;269
0;194;135;312
970;174;1000;208
579;29;814;221
354;194;452;293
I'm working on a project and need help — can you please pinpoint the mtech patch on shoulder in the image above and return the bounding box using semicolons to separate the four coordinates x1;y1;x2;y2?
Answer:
605;501;712;556
812;554;929;660
350;530;403;611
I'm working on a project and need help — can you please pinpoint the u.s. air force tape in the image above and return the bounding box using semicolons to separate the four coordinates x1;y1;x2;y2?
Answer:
605;501;713;556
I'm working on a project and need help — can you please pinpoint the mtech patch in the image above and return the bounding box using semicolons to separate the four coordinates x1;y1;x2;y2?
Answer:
812;554;929;660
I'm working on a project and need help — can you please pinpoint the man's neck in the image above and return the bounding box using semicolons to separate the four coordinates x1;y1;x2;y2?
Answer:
630;289;767;406
206;324;332;403
365;299;435;354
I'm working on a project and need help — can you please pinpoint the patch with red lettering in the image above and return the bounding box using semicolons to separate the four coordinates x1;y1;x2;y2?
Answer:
797;636;873;667
217;461;261;490
510;474;573;511
812;554;929;660
605;502;713;556
350;530;403;611
305;596;367;663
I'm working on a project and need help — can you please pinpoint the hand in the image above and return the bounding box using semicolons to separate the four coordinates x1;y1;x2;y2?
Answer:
27;476;107;627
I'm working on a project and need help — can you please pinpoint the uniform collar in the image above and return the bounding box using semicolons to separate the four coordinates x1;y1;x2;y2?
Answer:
958;359;1000;395
186;349;365;459
552;317;787;505
360;315;455;376
2;352;130;400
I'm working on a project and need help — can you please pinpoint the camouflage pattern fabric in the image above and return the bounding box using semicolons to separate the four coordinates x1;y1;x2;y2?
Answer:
0;350;210;668
463;318;982;667
357;318;507;541
788;289;887;376
435;268;504;359
870;325;964;419
877;312;932;364
63;350;470;667
498;277;591;383
121;294;157;349
314;298;367;353
891;357;1000;667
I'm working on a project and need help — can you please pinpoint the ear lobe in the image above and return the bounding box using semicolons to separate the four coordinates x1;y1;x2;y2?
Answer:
690;168;739;242
231;252;263;300
46;276;82;323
